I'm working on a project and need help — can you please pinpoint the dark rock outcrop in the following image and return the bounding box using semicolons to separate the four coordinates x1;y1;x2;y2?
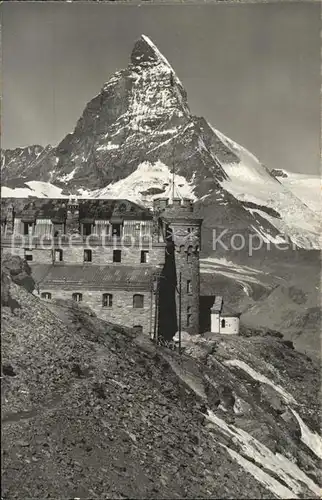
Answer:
1;254;35;293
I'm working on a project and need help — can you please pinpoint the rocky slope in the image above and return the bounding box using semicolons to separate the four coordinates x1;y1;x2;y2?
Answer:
200;250;321;360
1;35;321;249
2;257;322;499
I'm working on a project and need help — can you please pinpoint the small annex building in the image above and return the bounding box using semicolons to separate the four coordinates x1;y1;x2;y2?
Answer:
210;296;241;335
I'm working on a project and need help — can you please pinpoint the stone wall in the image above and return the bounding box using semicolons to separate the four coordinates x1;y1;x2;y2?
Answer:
29;249;53;263
59;245;165;266
174;247;200;335
2;242;165;266
36;288;155;335
220;316;240;335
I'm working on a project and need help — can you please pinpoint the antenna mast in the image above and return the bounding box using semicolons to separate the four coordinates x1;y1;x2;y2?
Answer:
171;147;176;203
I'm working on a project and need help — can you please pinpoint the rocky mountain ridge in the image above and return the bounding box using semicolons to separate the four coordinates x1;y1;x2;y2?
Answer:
1;35;321;250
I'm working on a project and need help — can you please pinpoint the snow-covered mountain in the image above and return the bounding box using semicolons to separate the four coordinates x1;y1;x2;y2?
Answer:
270;169;321;215
1;34;321;250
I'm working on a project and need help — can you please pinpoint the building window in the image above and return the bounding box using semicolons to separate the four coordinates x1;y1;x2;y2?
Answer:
102;293;113;307
72;293;83;302
187;227;191;233
135;223;141;231
133;325;143;335
112;223;121;237
54;249;63;262
24;249;33;261
84;249;92;262
133;294;144;308
113;250;121;263
41;292;52;300
187;246;193;263
221;319;226;328
23;222;33;236
83;223;92;236
187;280;192;294
140;250;149;263
187;306;192;327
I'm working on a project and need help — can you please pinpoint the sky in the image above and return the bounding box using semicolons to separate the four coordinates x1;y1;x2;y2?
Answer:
2;1;320;175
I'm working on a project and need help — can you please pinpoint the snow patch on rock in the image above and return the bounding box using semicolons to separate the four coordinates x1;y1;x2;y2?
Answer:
206;410;321;498
291;409;322;460
200;258;270;289
57;168;77;183
1;182;66;199
221;444;297;499
92;160;196;204
96;142;120;151
223;359;297;405
277;172;321;215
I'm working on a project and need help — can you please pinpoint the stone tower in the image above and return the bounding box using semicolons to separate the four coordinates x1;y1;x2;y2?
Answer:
154;197;202;338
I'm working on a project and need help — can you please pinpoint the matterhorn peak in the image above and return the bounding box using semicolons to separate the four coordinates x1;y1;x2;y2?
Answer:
131;35;175;71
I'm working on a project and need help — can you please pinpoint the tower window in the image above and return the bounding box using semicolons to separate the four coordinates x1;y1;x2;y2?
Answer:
102;293;113;307
187;306;192;327
72;293;83;302
84;249;92;262
140;250;149;263
133;294;144;308
54;249;63;262
24;249;33;261
41;292;52;300
221;319;226;328
187;280;192;294
113;250;121;263
187;246;193;263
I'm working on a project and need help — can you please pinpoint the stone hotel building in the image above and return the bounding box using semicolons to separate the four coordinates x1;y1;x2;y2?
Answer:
1;196;202;340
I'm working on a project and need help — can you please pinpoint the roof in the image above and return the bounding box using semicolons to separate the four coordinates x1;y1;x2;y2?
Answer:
210;295;241;317
31;264;157;291
211;295;223;313
31;264;53;284
2;199;153;222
